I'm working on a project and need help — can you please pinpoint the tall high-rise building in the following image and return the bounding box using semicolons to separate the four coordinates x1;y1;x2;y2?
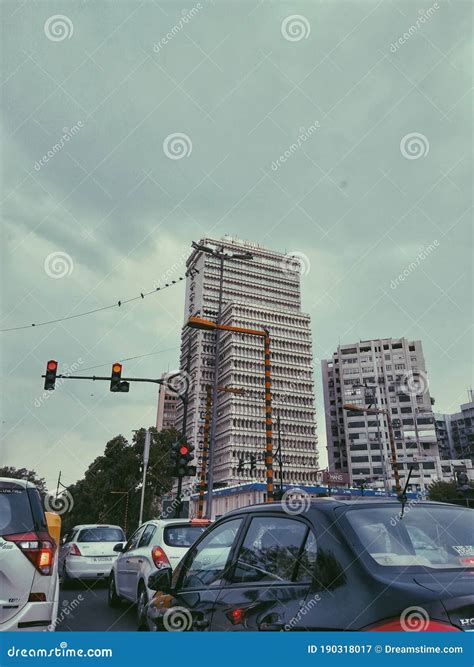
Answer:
156;372;179;432
322;337;440;492
177;236;318;496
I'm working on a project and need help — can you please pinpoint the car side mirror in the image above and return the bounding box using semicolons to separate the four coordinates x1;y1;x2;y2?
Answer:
113;543;124;552
148;567;172;593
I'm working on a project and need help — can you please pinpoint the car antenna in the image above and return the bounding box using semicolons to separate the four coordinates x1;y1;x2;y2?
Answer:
397;466;414;520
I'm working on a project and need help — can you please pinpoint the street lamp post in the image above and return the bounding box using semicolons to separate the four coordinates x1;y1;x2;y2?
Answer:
190;243;253;519
343;402;402;494
352;381;389;496
187;316;274;514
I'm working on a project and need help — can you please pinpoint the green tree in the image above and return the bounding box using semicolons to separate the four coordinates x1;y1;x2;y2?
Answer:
427;479;471;504
61;428;177;537
0;466;47;495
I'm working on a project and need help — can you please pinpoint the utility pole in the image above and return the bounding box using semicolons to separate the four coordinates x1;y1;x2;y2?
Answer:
138;429;151;526
197;385;212;519
276;414;284;498
207;251;224;520
174;331;193;519
189;241;253;519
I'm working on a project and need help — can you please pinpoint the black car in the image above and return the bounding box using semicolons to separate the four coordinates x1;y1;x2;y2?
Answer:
146;498;474;632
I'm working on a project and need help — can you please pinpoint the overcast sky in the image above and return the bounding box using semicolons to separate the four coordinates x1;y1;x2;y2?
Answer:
1;0;472;492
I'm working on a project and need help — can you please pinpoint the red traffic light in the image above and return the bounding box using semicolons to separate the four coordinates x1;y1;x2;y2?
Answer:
44;359;58;391
112;363;122;374
179;445;189;456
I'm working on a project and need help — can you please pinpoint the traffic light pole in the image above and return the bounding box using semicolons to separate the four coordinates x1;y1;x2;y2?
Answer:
197;385;212;519
174;332;193;519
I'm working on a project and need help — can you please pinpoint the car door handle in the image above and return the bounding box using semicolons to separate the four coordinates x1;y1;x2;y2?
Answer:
125;559;131;564
138;559;143;564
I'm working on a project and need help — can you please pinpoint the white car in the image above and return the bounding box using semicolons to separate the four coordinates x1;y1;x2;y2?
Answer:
108;518;211;628
0;477;59;632
59;524;125;587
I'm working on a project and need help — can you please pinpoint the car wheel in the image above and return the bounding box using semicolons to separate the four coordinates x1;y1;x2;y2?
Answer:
137;582;149;631
108;574;121;608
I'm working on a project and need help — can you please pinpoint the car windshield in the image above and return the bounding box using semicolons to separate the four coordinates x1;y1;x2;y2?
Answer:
77;527;124;542
345;504;474;569
0;483;33;536
164;525;206;548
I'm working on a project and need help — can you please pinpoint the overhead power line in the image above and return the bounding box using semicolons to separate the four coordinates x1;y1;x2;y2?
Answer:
68;346;180;375
0;276;186;333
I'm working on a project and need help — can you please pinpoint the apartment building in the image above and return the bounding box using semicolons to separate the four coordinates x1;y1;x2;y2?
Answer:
156;372;179;432
322;337;440;492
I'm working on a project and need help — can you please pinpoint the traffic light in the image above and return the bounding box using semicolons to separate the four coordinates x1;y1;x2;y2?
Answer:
172;440;196;478
110;363;129;393
250;454;257;471
44;360;58;391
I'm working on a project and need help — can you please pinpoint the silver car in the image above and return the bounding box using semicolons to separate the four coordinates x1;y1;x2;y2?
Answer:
59;524;125;587
108;518;210;629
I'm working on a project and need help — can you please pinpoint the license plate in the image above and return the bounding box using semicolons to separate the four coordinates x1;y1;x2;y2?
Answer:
91;556;113;562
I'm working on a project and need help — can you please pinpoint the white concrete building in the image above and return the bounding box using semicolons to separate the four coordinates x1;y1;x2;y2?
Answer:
322;337;440;493
435;391;474;463
176;237;318;504
156;372;179;432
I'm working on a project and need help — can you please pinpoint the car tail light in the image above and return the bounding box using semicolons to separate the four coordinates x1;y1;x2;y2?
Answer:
366;618;461;632
151;545;170;568
4;532;55;575
69;543;82;556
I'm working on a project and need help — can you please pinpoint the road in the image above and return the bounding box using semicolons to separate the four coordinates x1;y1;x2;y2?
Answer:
57;581;138;632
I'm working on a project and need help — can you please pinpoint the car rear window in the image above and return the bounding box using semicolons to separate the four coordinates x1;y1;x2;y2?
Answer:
163;525;206;548
77;527;125;542
345;505;474;569
0;483;34;536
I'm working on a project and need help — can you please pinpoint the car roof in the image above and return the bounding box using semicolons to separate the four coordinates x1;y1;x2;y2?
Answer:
145;518;211;526
71;524;124;530
0;476;34;489
221;498;459;519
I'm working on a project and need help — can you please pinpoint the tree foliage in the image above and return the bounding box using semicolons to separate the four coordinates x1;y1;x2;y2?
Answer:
427;479;473;505
60;427;177;537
